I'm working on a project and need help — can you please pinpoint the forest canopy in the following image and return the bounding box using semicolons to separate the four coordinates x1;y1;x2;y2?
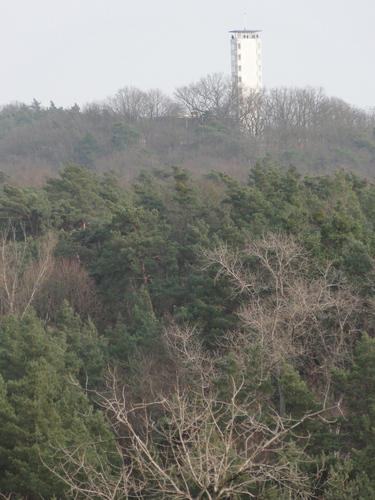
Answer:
1;157;375;497
1;75;375;498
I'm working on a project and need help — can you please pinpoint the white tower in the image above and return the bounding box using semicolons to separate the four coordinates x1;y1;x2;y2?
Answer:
229;29;262;91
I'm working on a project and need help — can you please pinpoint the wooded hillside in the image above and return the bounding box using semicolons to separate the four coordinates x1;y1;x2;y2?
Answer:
1;76;375;498
1;75;374;186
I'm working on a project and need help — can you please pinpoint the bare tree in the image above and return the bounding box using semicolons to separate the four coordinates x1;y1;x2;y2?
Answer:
144;89;180;120
264;87;331;130
202;233;365;410
107;86;179;123
237;88;266;136
107;86;149;123
175;73;233;122
47;311;332;499
33;257;102;322
0;222;57;318
51;362;321;500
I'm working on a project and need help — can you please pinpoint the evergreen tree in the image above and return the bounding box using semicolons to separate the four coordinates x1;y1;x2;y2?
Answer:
0;308;112;498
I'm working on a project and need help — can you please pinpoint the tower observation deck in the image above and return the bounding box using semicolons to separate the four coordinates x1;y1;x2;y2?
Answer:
229;29;262;91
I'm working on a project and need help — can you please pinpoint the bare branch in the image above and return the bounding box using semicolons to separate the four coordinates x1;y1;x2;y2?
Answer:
53;366;320;499
0;223;57;318
202;233;365;399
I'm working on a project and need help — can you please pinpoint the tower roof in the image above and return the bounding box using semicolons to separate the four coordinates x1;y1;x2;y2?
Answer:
229;29;261;34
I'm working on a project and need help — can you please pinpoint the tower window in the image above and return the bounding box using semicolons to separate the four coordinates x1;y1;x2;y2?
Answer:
238;54;241;60
238;65;242;72
238;43;241;49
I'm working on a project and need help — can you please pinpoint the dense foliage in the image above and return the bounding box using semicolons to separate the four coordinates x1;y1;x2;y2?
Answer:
1;139;375;496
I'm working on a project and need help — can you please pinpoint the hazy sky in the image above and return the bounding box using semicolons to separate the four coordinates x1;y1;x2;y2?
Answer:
1;0;374;110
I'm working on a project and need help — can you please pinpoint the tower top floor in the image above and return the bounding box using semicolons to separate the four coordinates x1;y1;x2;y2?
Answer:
229;30;261;39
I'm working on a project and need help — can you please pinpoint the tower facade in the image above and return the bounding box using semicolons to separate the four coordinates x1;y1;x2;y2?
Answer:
229;30;262;91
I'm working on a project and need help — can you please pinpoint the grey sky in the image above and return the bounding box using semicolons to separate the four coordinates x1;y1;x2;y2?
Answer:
1;0;374;110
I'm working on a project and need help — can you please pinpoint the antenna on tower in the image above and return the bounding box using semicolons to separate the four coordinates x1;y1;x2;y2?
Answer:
244;12;247;30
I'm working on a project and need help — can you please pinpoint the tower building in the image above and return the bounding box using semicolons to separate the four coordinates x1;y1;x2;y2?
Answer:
229;29;262;91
